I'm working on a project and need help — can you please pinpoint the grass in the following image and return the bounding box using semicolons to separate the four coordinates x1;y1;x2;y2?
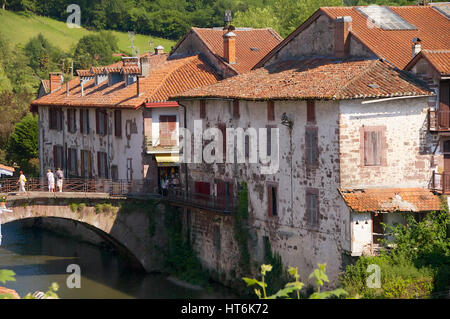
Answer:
0;10;176;54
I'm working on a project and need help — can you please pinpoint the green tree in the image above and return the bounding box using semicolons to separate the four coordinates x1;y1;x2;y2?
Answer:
73;32;119;70
6;113;38;174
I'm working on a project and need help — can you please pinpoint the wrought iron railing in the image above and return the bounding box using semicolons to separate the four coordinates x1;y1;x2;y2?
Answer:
163;187;238;214
0;178;158;197
429;171;450;194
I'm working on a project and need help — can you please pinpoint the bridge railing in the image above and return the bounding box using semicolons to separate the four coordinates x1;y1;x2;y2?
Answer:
0;178;159;197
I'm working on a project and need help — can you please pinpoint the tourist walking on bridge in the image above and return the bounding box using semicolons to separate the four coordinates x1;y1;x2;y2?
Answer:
47;169;55;192
56;168;64;192
17;171;27;193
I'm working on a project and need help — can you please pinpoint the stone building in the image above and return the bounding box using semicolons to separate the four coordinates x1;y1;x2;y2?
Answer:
173;4;449;284
31;27;282;192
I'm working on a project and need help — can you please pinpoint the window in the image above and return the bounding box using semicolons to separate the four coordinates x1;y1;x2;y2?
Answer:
126;158;133;181
267;100;275;121
218;123;226;161
362;127;385;166
306;189;319;226
67;109;77;133
80;150;92;178
305;127;318;166
114;110;122;137
67;148;78;176
307;100;315;123
266;125;277;157
97;151;108;178
233;100;240;119
49;108;63;131
159;115;177;146
96;110;108;135
268;184;278;217
53;145;64;169
200;100;206;119
80;109;90;134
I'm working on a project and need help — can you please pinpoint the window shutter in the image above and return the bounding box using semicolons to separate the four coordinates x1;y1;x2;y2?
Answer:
307;100;315;123
53;146;57;168
103;111;108;135
267;101;274;121
59;109;63;131
96;110;99;134
233;100;239;119
364;130;382;166
97;152;101;177
81;151;85;177
267;127;272;156
67;149;72;175
200;100;206;119
115;110;122;137
268;186;273;217
80;110;84;133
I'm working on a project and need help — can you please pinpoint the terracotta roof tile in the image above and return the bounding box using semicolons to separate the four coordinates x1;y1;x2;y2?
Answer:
176;58;432;100
321;6;450;69
31;53;221;109
340;188;441;213
257;6;450;70
407;49;450;75
191;27;282;74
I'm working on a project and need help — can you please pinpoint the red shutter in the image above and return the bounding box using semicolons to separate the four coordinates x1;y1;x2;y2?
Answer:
104;111;108;135
307;100;315;123
268;101;274;121
439;81;450;128
80;110;84;133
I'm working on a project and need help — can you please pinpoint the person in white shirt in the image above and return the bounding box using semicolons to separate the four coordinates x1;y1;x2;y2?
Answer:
47;169;55;192
56;168;64;192
17;171;27;193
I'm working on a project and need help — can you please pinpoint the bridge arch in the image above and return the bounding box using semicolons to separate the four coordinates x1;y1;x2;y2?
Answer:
2;195;166;273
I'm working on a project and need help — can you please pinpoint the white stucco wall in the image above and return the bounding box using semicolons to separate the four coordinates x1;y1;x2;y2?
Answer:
38;106;144;180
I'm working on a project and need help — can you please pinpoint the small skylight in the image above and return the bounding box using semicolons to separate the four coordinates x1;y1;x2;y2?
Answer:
431;4;450;19
250;47;260;51
356;5;417;30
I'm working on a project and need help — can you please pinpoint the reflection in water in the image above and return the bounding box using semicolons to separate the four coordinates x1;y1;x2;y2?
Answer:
0;221;236;299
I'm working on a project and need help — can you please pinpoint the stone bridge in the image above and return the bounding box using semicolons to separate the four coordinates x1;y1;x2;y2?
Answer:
0;192;167;273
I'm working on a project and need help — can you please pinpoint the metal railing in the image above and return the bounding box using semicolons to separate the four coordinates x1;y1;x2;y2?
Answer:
163;187;238;214
428;109;450;132
0;178;158;197
429;171;450;194
0;177;237;213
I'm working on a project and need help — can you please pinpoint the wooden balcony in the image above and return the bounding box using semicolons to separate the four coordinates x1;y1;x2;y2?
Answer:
429;171;450;194
428;109;450;133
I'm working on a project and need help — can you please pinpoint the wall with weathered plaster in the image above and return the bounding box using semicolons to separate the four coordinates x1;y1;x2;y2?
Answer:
38;106;144;180
181;98;349;285
339;97;435;189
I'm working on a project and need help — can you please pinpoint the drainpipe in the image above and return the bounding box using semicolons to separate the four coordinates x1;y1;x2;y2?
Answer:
178;102;189;196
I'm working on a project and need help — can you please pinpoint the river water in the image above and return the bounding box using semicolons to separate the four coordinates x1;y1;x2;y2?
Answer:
0;221;236;299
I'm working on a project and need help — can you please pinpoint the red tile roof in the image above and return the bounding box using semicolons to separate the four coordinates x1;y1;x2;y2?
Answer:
174;27;282;74
340;188;442;213
31;53;221;109
176;58;432;101
257;5;450;70
406;49;450;76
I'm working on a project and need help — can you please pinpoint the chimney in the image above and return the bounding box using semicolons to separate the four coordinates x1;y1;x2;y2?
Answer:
140;56;150;77
81;82;84;96
334;16;352;58
137;75;144;96
49;72;62;93
412;37;422;58
154;45;164;55
223;31;236;64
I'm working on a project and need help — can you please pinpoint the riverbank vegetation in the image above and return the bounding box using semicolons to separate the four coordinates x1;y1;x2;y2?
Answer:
341;206;450;298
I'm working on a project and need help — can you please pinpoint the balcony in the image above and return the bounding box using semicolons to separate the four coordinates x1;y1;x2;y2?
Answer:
145;136;179;154
163;187;238;214
428;109;450;133
429;171;450;194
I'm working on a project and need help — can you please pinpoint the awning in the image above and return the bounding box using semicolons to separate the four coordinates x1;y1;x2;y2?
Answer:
0;164;14;177
155;155;179;167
